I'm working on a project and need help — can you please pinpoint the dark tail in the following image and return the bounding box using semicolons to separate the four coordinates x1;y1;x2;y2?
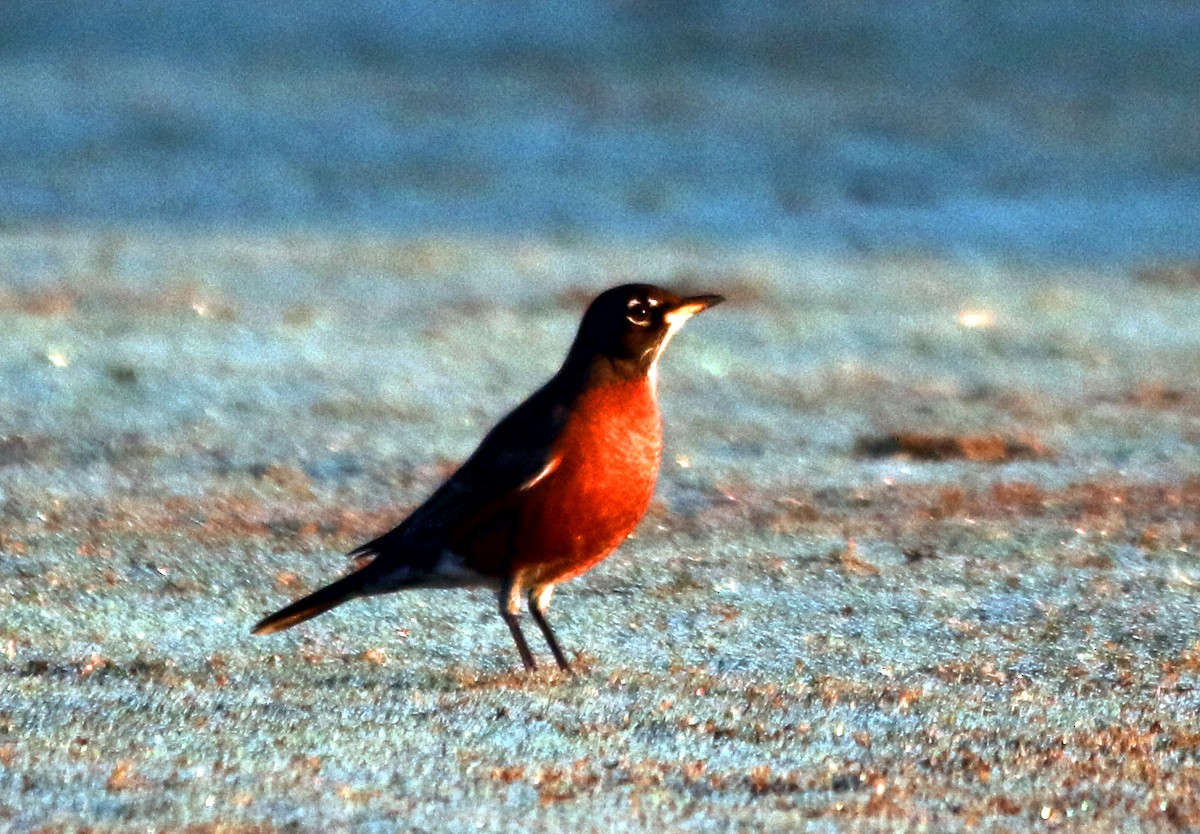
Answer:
251;572;367;635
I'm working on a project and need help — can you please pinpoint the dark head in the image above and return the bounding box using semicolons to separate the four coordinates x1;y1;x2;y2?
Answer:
563;284;723;382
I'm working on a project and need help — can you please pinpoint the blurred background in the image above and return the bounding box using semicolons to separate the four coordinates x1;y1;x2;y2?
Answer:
2;0;1197;264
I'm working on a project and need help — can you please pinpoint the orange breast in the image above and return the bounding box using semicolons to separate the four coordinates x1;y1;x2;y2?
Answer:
513;378;662;585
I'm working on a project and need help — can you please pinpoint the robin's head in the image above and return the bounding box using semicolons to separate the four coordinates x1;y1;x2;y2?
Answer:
565;284;723;381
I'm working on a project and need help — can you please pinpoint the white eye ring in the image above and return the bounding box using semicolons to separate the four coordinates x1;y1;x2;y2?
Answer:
626;301;651;326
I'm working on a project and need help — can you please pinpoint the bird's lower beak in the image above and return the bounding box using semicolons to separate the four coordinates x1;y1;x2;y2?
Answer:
665;294;725;324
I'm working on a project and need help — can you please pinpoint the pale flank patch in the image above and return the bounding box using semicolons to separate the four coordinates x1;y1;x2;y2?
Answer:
430;550;490;586
503;573;525;615
532;583;555;612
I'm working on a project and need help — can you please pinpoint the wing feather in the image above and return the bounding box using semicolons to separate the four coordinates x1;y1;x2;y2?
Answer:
349;380;570;570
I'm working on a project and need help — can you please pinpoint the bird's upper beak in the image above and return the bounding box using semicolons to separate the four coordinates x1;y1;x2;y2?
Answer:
664;294;725;325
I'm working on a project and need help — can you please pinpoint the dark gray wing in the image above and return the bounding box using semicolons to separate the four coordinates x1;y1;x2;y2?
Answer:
349;379;569;567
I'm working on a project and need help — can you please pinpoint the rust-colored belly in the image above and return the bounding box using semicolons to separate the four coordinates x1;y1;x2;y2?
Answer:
513;379;662;585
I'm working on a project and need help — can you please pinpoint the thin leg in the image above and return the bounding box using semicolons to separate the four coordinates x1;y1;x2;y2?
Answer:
499;576;536;671
528;584;572;673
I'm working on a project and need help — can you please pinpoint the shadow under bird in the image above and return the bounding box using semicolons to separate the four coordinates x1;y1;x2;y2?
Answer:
252;284;723;672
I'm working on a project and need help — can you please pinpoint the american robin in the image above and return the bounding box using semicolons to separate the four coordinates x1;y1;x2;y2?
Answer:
252;284;723;672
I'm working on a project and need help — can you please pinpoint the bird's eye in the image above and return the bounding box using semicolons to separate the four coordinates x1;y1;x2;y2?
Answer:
626;301;651;327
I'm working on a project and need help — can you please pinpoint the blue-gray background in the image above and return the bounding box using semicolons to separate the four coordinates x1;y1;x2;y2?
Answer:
2;0;1198;263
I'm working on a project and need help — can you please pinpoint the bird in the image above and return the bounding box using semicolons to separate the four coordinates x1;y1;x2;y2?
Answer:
251;284;723;673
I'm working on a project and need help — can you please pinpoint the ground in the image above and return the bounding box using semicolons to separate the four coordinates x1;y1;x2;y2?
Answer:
2;231;1199;832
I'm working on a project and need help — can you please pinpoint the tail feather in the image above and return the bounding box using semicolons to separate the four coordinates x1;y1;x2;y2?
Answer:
251;572;366;635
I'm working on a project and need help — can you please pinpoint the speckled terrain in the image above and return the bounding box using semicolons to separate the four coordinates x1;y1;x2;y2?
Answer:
2;232;1200;832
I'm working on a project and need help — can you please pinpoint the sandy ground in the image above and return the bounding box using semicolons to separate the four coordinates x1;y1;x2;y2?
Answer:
1;231;1199;832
